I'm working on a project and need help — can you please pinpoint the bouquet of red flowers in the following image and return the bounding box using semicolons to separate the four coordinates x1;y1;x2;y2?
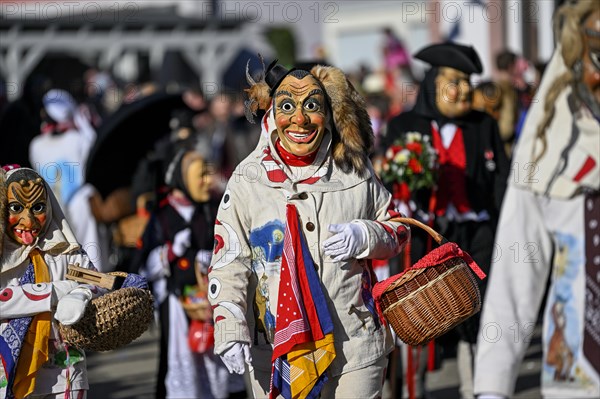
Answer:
380;132;438;202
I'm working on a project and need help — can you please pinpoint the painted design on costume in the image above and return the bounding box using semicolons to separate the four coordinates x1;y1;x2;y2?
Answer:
208;278;221;300
261;145;329;185
22;283;51;301
220;189;232;210
249;220;285;344
543;232;590;387
0;361;6;389
214;301;245;322
261;147;288;183
50;342;84;368
210;219;241;272
0;288;13;302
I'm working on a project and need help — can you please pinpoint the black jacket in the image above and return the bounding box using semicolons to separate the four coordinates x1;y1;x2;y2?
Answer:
383;109;509;221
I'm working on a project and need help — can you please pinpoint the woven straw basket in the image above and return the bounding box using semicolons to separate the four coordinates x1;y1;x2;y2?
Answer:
180;262;212;322
374;217;483;347
59;272;154;352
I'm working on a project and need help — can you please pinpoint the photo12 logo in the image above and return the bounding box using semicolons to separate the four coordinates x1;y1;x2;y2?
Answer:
1;2;140;23
198;1;340;24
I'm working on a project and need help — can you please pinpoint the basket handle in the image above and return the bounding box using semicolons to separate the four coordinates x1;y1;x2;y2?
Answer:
390;217;449;245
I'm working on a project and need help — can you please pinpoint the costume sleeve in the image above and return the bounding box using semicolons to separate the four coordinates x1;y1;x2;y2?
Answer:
208;182;253;354
355;175;410;260
141;245;168;282
474;185;553;397
0;283;56;319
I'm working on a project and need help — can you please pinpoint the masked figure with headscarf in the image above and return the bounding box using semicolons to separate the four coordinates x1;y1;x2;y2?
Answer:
0;166;105;399
381;43;509;399
135;146;245;399
475;2;600;398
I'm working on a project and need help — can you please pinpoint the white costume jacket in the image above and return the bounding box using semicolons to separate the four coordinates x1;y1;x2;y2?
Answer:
208;132;409;376
0;250;93;396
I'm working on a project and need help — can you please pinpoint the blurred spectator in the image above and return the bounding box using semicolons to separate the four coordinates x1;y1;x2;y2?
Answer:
382;43;509;399
472;81;503;121
383;27;413;80
0;74;51;168
495;50;536;157
475;3;599;399
228;92;261;167
29;89;109;271
366;93;391;151
82;68;116;127
513;60;550;142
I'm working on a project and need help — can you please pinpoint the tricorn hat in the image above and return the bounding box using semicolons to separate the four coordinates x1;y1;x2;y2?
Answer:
414;42;483;74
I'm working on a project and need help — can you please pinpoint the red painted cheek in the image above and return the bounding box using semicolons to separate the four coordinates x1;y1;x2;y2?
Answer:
275;114;289;131
310;114;326;129
8;215;18;227
36;215;47;230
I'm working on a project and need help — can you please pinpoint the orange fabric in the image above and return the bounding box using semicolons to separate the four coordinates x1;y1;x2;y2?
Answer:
13;250;52;399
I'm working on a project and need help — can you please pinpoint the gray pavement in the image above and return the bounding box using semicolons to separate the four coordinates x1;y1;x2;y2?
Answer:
86;323;542;399
87;325;159;399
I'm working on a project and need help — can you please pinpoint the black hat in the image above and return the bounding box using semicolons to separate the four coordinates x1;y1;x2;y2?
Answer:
414;43;483;74
265;59;297;96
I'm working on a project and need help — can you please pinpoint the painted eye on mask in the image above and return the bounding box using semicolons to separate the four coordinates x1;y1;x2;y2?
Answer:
8;202;24;214
304;98;321;112
278;100;296;113
32;202;46;214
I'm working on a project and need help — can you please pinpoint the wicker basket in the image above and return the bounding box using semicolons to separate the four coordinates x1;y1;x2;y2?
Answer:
59;272;154;352
374;217;484;346
181;300;212;321
180;262;212;322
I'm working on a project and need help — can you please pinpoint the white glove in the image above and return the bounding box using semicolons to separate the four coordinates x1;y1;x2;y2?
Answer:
172;228;192;257
55;286;93;325
195;249;212;274
322;222;369;261
220;342;252;375
51;281;80;306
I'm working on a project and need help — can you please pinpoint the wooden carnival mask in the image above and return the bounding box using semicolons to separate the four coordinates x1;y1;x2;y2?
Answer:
435;66;473;118
182;152;213;203
6;177;48;246
273;73;328;157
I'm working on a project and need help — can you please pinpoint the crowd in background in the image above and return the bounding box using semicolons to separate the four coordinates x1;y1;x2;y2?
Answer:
0;26;557;399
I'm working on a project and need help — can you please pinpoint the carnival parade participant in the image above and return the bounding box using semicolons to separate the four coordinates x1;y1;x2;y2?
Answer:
136;145;246;399
0;166;104;399
207;59;410;399
381;43;509;399
475;2;600;398
29;89;107;271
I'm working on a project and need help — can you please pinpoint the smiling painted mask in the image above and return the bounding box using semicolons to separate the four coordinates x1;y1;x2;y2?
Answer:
6;176;48;246
273;73;329;157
